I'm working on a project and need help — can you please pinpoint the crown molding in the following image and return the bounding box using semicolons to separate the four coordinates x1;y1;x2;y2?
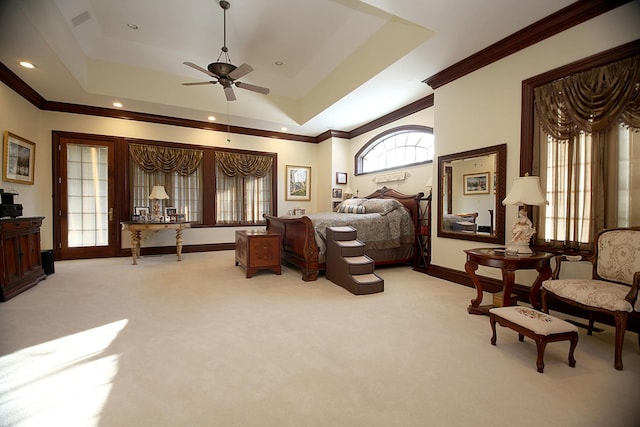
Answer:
423;0;632;89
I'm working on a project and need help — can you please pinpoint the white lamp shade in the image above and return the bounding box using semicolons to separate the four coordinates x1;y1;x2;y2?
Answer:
149;185;170;200
344;187;353;194
502;176;548;206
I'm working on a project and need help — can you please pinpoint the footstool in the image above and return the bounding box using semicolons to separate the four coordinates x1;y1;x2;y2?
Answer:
489;306;578;373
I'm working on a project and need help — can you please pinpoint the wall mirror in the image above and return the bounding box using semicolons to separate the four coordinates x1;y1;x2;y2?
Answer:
437;144;506;244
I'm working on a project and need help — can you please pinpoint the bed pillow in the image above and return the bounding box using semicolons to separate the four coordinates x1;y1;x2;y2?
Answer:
361;199;403;216
333;198;367;212
337;205;366;214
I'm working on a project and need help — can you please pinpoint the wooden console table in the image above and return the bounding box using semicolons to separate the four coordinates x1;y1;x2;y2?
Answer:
121;221;191;265
464;248;553;315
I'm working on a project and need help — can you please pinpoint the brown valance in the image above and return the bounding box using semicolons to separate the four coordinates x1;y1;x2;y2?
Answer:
129;143;202;176
535;55;640;141
216;151;273;178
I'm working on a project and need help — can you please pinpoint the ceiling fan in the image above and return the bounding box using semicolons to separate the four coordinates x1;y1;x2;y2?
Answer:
182;0;270;101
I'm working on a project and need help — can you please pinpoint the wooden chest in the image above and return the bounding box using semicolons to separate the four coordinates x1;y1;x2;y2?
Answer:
235;230;281;278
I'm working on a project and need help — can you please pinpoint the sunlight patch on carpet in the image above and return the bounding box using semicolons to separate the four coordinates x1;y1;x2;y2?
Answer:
0;319;128;426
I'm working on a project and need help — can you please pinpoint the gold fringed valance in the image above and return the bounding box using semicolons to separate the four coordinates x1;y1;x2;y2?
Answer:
535;55;640;141
216;151;273;178
129;143;203;176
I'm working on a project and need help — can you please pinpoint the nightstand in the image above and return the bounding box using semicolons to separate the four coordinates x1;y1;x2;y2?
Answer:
235;230;282;278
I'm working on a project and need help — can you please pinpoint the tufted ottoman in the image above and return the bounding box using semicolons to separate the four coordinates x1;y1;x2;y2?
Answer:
489;306;579;373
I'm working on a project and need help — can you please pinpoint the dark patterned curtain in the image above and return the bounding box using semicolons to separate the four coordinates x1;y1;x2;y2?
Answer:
533;54;640;249
215;151;273;224
216;151;273;177
534;55;640;141
129;143;203;175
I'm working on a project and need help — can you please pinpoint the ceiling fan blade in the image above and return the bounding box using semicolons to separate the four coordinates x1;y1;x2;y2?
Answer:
235;81;270;95
228;63;253;81
183;61;217;78
182;81;218;86
224;86;237;102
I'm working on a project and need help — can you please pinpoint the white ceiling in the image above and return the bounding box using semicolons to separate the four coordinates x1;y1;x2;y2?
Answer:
0;0;576;137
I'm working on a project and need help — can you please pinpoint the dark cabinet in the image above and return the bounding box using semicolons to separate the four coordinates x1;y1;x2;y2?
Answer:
1;217;46;301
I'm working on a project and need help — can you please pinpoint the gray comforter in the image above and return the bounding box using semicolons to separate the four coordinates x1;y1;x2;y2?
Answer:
308;208;415;255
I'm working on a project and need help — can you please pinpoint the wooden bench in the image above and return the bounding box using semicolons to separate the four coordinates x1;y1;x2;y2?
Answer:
489;306;579;373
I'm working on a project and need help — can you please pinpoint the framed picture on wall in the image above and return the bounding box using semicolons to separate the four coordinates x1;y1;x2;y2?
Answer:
332;188;343;199
336;172;347;184
463;172;490;195
286;165;311;201
3;131;36;185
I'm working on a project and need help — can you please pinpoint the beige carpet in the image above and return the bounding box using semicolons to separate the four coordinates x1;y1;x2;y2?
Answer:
1;251;639;427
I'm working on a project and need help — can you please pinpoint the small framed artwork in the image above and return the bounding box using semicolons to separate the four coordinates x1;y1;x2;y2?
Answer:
336;172;347;185
463;172;490;195
3;131;36;185
164;207;177;217
174;213;186;222
286;165;311;201
332;188;343;199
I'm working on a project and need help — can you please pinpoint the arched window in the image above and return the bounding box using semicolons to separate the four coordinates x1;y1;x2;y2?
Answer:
355;125;434;175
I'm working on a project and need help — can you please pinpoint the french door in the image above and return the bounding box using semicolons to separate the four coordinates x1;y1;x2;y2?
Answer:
53;133;119;259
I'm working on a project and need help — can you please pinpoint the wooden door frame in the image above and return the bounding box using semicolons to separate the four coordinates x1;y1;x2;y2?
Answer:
52;131;129;260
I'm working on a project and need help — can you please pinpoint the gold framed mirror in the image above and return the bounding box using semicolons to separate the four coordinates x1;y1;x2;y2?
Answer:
437;144;506;244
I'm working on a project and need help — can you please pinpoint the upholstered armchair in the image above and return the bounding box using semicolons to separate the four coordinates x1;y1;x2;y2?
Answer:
540;227;640;370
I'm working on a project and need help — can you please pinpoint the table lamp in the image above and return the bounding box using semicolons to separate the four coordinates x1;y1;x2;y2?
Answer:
149;185;170;221
344;187;353;199
502;174;547;254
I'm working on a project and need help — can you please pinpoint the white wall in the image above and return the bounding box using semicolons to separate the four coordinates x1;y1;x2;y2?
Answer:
431;1;640;282
0;83;47;232
0;86;324;250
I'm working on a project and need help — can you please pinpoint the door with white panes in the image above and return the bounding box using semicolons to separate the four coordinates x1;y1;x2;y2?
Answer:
55;135;117;259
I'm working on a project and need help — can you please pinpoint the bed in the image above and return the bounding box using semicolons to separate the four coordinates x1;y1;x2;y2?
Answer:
443;212;478;232
264;187;424;281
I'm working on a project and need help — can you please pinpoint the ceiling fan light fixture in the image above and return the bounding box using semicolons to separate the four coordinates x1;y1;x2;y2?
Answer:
208;62;237;77
181;0;269;101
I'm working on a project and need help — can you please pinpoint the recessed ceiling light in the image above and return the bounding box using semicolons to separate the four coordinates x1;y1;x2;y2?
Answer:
112;102;123;108
19;61;35;69
208;116;216;121
275;61;284;66
281;127;288;132
127;23;139;30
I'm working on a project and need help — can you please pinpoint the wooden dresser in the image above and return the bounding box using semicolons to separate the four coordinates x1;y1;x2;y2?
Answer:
1;217;46;301
235;229;281;278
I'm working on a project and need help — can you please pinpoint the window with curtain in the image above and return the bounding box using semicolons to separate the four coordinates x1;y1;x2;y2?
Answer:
533;55;640;250
355;125;434;175
215;151;273;224
129;143;203;223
